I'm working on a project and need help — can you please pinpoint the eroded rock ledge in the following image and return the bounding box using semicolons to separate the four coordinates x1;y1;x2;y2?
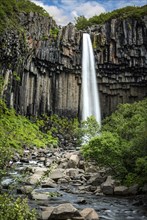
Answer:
0;13;147;118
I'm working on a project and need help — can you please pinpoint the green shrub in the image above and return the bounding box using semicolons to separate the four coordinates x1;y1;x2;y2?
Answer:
81;99;147;186
77;116;100;144
0;194;36;220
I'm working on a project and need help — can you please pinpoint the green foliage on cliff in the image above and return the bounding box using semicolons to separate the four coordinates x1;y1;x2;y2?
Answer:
81;99;147;186
75;5;147;30
0;0;50;32
50;27;59;39
36;114;79;147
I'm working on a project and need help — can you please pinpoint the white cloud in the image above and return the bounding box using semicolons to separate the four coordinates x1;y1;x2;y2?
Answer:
31;0;106;26
31;0;69;25
72;1;106;19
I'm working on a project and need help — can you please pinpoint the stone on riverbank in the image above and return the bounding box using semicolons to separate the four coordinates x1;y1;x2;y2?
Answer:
114;186;129;196
101;176;115;195
80;208;99;220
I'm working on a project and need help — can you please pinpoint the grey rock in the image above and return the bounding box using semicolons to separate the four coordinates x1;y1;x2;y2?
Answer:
101;176;115;195
87;173;106;186
80;208;99;220
49;203;81;219
114;186;129;196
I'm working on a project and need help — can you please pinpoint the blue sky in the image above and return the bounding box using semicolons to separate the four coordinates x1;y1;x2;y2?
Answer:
31;0;147;25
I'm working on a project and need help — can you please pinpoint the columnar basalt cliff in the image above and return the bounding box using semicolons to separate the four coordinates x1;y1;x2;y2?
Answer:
0;12;147;118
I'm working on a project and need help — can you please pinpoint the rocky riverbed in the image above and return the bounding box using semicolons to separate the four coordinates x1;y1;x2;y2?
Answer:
1;147;147;220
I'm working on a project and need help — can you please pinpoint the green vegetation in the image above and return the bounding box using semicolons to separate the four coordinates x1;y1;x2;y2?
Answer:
49;27;59;39
0;77;58;219
76;116;100;145
0;77;57;180
36;114;79;147
81;99;147;186
75;5;147;30
0;195;36;220
13;71;20;81
0;0;50;32
0;98;57;180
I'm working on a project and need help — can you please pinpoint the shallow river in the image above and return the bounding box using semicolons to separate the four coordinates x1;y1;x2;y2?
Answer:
2;161;147;220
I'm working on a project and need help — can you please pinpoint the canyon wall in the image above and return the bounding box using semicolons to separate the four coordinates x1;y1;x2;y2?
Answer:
0;13;147;118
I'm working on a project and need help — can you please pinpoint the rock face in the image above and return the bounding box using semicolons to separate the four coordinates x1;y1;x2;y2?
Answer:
0;13;147;118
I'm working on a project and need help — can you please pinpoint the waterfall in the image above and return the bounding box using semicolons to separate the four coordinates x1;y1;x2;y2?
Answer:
81;33;101;126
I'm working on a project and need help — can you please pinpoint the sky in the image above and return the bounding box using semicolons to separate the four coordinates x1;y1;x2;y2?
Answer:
30;0;147;26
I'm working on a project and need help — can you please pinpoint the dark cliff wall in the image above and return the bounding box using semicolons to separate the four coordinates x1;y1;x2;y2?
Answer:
0;13;147;118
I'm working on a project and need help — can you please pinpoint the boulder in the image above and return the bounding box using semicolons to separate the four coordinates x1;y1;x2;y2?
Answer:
68;154;80;168
128;184;139;195
40;207;54;220
49;203;81;219
114;186;129;196
87;173;106;186
49;169;65;181
101;176;115;195
80;208;99;220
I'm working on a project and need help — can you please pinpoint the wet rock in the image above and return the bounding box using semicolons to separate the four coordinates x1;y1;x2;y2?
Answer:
80;208;99;220
77;197;87;204
1;178;13;189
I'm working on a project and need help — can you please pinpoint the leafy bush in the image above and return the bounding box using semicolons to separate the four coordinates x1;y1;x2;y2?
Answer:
75;5;147;30
81;99;147;186
0;194;36;220
77;116;100;144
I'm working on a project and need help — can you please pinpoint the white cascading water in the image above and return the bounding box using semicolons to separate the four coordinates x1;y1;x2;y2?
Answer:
81;33;101;126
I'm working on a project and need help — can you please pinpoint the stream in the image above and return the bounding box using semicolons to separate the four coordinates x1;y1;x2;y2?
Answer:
1;156;147;220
